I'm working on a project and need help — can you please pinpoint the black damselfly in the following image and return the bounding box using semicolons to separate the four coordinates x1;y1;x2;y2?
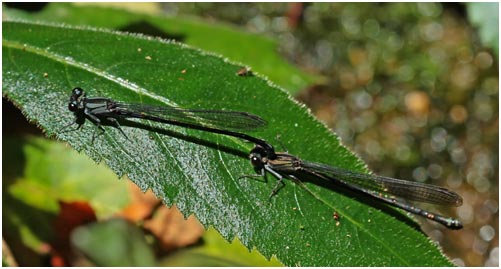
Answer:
246;144;463;229
62;87;275;154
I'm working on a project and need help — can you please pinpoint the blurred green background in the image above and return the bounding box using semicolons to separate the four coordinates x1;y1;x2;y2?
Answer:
3;2;498;267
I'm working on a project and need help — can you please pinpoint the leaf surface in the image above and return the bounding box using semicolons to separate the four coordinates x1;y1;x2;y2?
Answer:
3;20;453;266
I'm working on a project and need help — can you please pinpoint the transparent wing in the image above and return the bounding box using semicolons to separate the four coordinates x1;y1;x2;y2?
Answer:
302;160;462;206
115;103;266;131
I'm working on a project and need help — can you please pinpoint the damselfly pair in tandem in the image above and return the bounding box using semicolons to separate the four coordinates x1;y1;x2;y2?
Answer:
61;87;463;229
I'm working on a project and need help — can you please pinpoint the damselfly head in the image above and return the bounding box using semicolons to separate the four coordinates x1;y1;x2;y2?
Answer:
68;87;85;112
249;145;269;168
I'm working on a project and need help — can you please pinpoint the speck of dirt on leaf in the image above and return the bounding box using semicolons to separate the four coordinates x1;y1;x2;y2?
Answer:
333;212;340;220
237;67;253;76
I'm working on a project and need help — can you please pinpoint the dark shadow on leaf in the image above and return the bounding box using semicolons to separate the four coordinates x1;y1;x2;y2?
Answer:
118;20;186;42
118;118;251;159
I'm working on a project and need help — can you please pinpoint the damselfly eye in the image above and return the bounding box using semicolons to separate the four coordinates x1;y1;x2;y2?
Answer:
250;154;262;168
72;87;83;97
68;102;77;112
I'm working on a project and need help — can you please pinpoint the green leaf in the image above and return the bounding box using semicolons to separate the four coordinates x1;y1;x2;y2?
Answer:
3;20;454;266
3;3;319;94
71;218;156;266
4;136;130;216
